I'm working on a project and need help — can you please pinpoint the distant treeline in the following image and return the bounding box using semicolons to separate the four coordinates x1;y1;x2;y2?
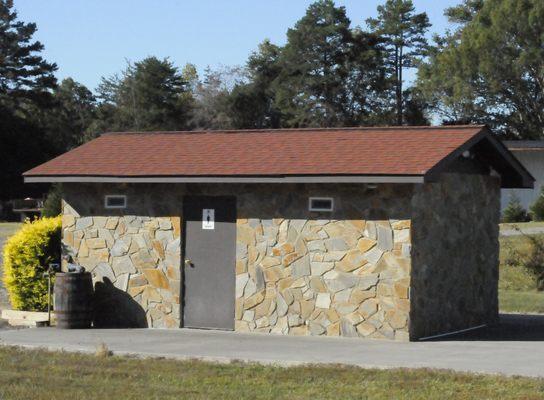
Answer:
1;0;543;201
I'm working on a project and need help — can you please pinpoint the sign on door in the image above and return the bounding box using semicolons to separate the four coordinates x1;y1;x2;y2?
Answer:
202;209;215;230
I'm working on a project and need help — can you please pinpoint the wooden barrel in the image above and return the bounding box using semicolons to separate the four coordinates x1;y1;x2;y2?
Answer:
54;272;94;329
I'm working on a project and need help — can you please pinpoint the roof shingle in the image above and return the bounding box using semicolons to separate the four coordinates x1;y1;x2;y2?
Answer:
24;126;488;178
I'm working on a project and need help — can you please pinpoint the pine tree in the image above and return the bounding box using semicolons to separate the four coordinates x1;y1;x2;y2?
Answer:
0;0;57;114
367;0;430;125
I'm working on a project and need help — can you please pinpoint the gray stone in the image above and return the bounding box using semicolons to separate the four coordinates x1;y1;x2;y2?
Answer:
310;261;334;276
236;273;249;298
112;255;137;275
253;265;265;291
340;319;358;337
244;277;257;297
364;221;377;239
324;238;349;251
291;255;310;278
114;273;130;291
307;240;326;252
92;262;115;282
276;294;288;317
315;293;331;309
323;251;346;262
364;246;384;265
309;322;326;335
359;273;379;290
155;230;174;243
377;224;394;251
111;240;130;257
75;217;93;230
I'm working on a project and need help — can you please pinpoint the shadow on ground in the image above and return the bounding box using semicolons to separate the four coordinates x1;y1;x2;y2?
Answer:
431;313;544;341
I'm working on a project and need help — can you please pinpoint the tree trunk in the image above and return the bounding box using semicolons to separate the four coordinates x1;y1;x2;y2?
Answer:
396;45;403;125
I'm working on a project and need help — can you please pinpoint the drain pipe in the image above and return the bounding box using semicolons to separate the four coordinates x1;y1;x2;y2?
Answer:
418;324;487;341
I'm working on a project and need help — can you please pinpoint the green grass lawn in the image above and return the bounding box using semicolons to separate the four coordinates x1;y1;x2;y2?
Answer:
498;231;544;313
0;346;542;400
500;221;544;231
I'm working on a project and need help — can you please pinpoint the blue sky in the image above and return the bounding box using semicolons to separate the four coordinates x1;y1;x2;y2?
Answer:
15;0;460;90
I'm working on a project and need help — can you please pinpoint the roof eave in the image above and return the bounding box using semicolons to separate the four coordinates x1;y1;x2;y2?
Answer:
23;175;425;184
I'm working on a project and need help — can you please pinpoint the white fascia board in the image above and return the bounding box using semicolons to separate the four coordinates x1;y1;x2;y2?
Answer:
24;175;424;184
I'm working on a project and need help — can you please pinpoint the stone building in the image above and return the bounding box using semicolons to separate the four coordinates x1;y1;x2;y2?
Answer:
24;126;533;341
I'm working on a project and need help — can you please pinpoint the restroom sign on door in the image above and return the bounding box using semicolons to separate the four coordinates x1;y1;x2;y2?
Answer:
202;209;215;230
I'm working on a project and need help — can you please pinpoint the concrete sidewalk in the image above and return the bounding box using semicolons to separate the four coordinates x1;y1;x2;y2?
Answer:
1;326;544;378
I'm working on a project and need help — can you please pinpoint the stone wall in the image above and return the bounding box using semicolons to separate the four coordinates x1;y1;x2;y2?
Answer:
409;173;501;339
232;184;413;340
235;218;411;340
62;183;413;337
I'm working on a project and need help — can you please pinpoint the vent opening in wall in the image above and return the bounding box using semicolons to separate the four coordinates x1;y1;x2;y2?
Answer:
309;197;334;212
105;195;127;209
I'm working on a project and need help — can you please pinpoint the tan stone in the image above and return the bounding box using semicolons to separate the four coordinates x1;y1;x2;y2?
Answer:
387;310;408;329
63;231;74;248
128;285;145;297
235;298;243;320
87;238;106;249
235;320;251;332
78;240;89;257
254;298;272;319
357;237;377;253
260;257;281;269
152;240;165;259
290;325;308;336
142;286;162;303
327;321;340;336
62;215;75;228
325;308;340;323
244;291;265;309
263;265;286;282
237;218;248;225
278;277;294;292
142;269;169;289
166;265;180;280
237;225;256;246
348;220;366;231
291;277;306;288
129;274;148;287
300;299;315;319
350;288;376;305
236;259;247;274
395;298;410;313
359;299;379;318
282;252;301;267
356;322;376;337
391;220;411;230
394;283;409;299
105;218;119;230
88;248;109;264
335;249;367;272
309;277;327;293
171;217;181;238
377;283;394;297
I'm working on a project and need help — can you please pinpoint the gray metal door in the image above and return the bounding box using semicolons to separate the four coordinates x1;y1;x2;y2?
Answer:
182;196;236;330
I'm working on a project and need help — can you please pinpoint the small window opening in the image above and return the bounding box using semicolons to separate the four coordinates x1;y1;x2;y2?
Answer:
105;195;127;209
309;197;334;212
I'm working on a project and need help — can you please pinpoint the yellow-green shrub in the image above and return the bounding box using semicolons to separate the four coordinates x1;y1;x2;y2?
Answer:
3;217;61;311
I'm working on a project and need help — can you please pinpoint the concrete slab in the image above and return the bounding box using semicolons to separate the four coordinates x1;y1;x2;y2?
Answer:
1;318;544;378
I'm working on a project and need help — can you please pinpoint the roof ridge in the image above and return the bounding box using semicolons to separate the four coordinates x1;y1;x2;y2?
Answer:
101;125;486;136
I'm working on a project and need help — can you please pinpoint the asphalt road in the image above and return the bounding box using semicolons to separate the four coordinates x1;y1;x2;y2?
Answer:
0;313;543;378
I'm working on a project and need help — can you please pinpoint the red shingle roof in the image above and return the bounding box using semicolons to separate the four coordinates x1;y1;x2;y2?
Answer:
24;126;490;178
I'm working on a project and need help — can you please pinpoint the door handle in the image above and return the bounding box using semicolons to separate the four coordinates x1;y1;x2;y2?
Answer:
184;259;193;267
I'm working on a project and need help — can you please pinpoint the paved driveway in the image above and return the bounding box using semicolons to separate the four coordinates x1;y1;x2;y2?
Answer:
1;314;544;378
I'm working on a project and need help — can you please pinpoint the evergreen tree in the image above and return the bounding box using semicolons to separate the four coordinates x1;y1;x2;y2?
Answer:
416;0;544;138
367;0;430;125
45;78;96;149
0;0;57;114
274;0;388;127
228;40;283;129
96;57;191;132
